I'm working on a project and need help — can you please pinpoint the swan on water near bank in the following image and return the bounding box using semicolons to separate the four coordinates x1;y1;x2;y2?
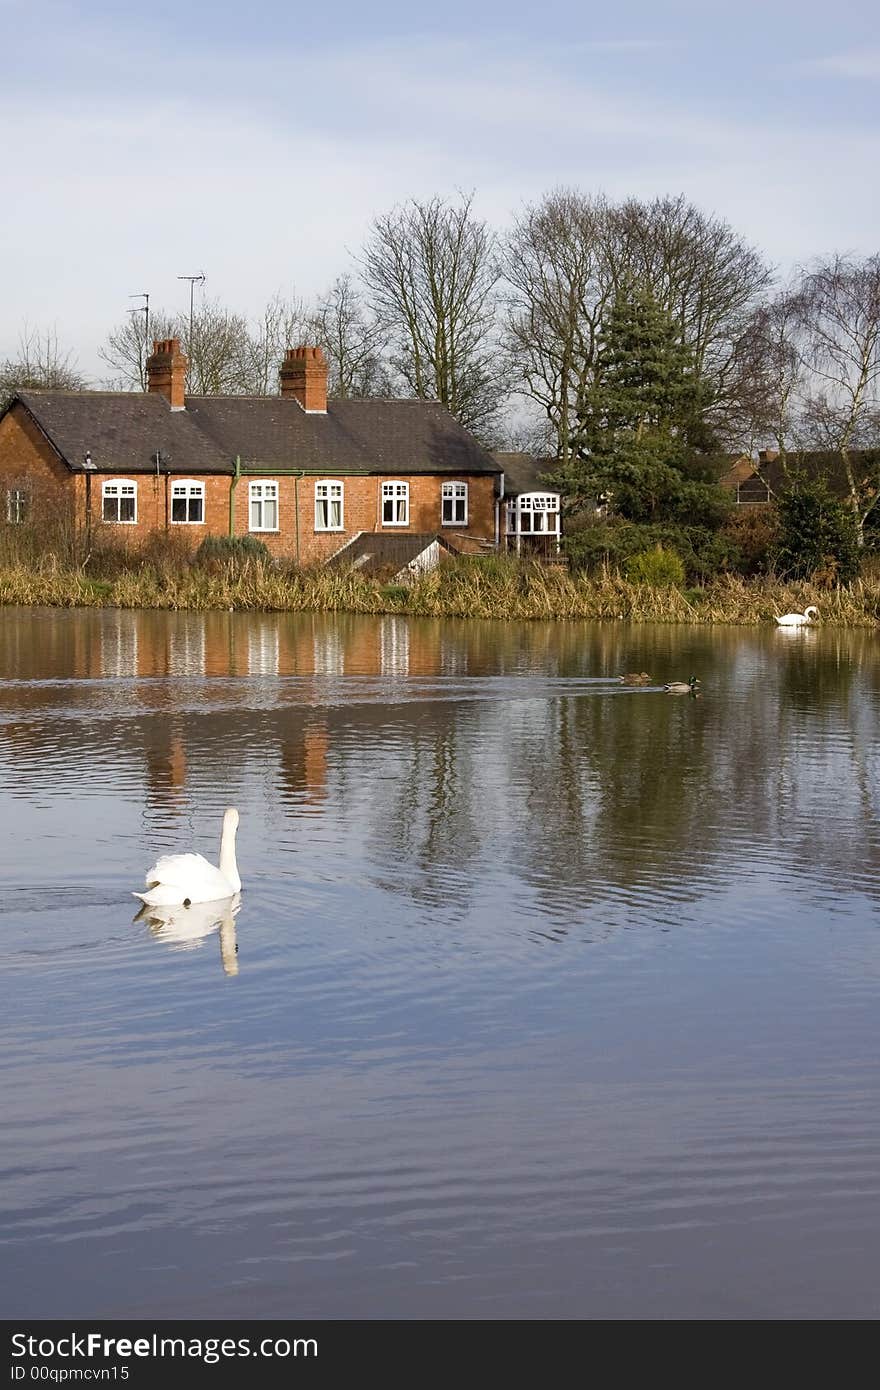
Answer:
133;807;241;907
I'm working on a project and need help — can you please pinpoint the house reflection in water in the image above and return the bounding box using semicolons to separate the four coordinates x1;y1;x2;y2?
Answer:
144;726;188;810
278;718;329;811
100;611;139;679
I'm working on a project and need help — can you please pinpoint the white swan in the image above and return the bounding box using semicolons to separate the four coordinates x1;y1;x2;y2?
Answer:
133;807;241;907
775;605;819;627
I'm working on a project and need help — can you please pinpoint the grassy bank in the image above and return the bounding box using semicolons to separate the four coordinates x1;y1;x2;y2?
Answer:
2;556;880;625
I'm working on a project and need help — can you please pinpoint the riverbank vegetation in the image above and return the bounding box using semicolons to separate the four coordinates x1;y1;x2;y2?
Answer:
2;544;880;625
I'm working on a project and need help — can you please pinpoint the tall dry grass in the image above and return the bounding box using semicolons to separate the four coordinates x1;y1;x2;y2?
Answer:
1;546;879;625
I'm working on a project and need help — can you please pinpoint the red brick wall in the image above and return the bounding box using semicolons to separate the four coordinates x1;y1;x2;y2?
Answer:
0;404;76;522
234;472;497;564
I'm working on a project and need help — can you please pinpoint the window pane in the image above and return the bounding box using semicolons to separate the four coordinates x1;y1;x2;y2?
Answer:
119;495;135;522
189;496;203;522
316;499;328;529
250;499;261;529
383;498;394;522
330;498;341;527
8;489;29;523
172;497;187;522
265;498;278;529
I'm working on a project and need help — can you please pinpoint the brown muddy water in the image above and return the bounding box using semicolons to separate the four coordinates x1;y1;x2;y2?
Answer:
2;606;880;1319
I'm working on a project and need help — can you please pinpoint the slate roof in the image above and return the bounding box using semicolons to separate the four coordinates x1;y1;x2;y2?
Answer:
326;532;456;577
11;390;502;479
492;451;560;496
16;391;229;474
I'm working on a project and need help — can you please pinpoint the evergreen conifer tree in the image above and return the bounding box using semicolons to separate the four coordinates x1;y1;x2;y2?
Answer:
556;287;725;528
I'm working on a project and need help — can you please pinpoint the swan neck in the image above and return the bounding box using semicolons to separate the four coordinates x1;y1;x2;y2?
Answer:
219;819;241;893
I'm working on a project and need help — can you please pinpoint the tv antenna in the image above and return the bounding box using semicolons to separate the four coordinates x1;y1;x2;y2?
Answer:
128;292;150;391
178;273;206;353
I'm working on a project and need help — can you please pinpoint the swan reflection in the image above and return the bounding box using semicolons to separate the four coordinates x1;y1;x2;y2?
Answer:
136;895;241;975
775;623;819;639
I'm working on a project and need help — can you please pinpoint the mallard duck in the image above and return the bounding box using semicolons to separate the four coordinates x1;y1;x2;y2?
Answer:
617;672;651;684
775;605;819;626
665;676;700;694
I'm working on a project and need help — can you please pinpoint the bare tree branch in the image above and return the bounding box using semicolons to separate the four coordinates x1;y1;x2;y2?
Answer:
361;193;505;436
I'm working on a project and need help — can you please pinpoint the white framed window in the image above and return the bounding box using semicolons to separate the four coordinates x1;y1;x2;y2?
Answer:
249;480;279;532
102;479;137;524
6;488;30;524
517;492;559;533
315;480;344;531
441;480;468;525
171;480;204;524
382;481;409;526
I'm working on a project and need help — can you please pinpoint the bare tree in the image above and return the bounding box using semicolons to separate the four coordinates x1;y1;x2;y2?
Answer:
180;300;251;394
504;191;771;459
796;253;880;542
609;195;771;396
0;327;87;409
242;292;310;395
361;193;504;436
730;286;807;465
309;275;390;399
99;310;176;390
503;190;614;463
100;297;295;396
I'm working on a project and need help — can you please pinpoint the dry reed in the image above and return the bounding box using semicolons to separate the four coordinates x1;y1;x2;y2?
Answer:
1;555;879;625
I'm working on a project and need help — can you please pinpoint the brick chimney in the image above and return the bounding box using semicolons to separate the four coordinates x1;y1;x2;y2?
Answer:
280;345;328;413
147;337;188;410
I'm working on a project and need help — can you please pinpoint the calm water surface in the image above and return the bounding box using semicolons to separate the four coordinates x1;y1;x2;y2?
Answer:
2;606;880;1319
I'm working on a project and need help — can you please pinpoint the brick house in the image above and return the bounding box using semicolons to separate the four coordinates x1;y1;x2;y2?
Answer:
0;339;503;565
720;448;880;507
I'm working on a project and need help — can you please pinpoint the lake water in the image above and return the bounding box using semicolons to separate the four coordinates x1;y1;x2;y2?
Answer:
2;606;880;1320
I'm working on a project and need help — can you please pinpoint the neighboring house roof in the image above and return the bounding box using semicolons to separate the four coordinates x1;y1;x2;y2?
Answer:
9;390;502;478
721;449;880;500
718;455;758;491
492;452;560;496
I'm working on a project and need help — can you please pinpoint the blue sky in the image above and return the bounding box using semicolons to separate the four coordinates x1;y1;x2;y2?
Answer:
2;0;878;378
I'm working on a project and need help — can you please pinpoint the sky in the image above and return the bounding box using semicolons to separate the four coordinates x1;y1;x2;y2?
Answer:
2;0;878;380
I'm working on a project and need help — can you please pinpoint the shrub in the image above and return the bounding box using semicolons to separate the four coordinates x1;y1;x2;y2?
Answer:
774;476;859;584
625;545;686;587
565;520;730;582
721;506;779;577
136;529;195;576
195;534;271;572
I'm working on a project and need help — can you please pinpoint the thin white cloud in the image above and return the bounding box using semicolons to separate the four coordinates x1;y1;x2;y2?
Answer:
797;50;880;78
